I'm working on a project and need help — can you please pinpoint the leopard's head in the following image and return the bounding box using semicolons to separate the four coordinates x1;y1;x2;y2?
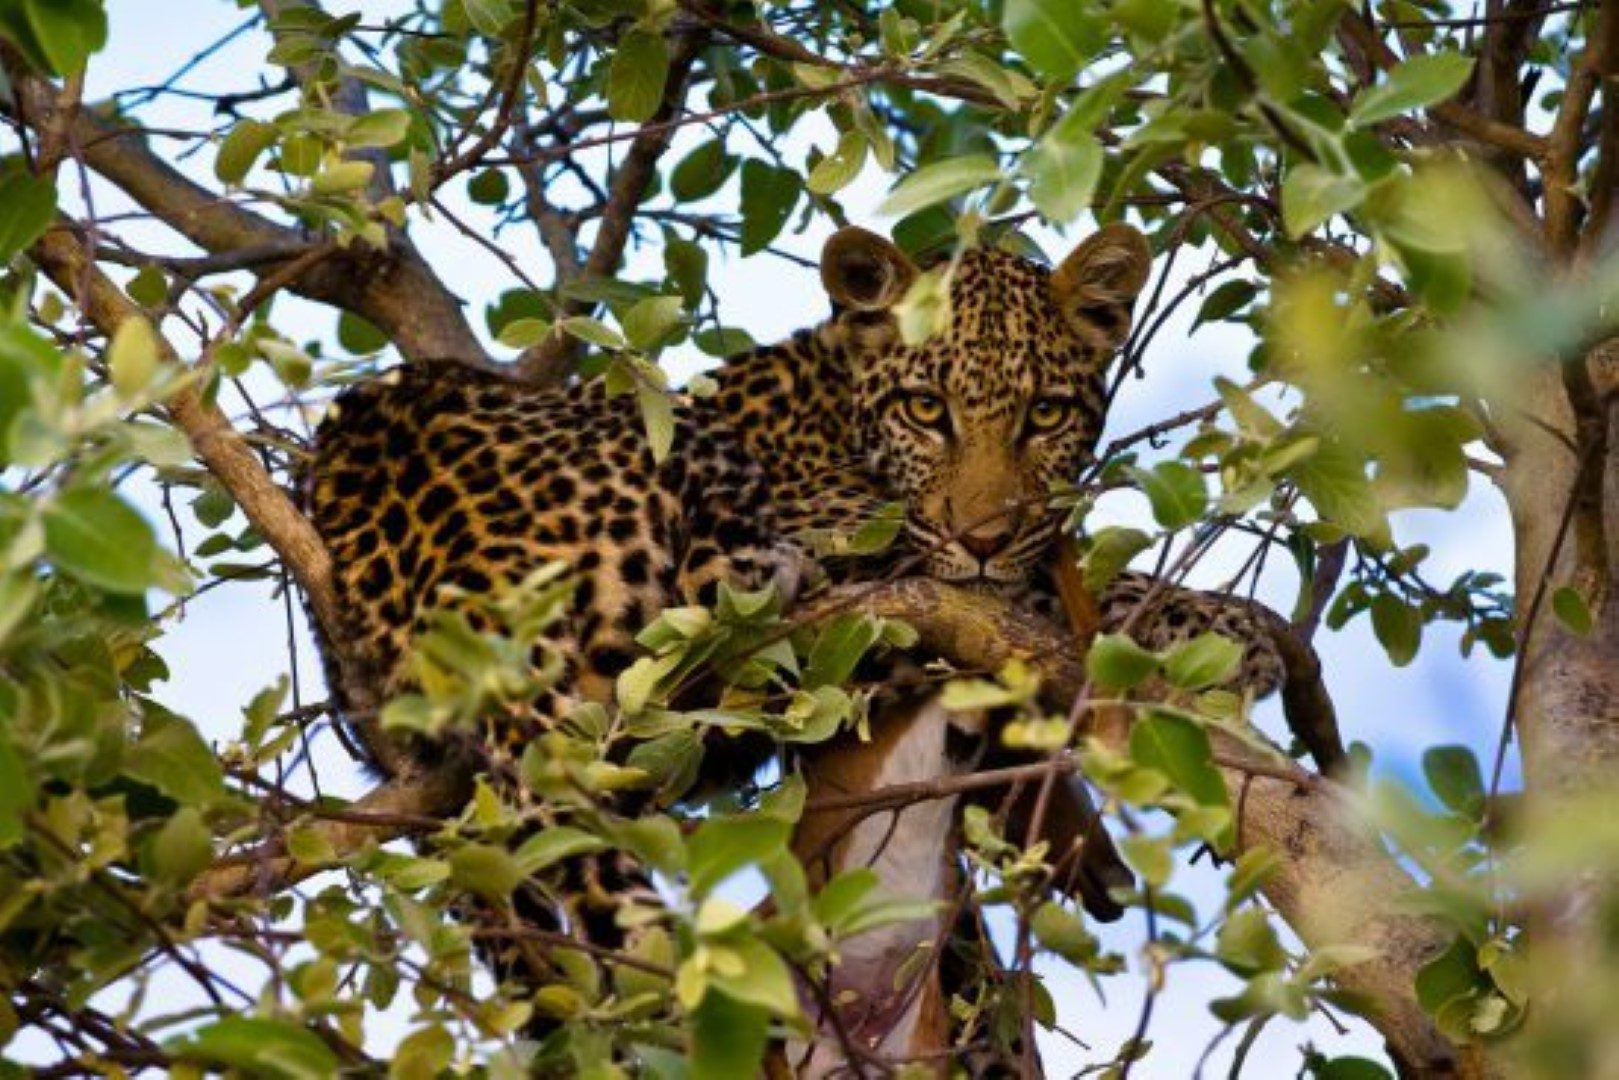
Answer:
822;224;1151;584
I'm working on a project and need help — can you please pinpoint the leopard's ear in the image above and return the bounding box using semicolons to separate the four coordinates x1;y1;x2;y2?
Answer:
1051;224;1152;349
821;227;918;311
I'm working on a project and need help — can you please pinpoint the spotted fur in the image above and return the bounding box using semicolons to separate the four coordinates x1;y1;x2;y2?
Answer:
306;224;1287;764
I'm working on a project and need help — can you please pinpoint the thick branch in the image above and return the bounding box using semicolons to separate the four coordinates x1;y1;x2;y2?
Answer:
30;224;343;647
6;68;488;364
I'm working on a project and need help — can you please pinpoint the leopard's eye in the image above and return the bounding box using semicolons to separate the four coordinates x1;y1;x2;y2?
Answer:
900;391;948;430
1027;396;1074;434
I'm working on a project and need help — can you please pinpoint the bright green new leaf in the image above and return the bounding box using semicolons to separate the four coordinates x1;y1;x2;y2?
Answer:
149;806;214;886
1082;526;1151;592
43;487;160;595
623;295;685;351
636;384;677;463
515;826;609;873
1002;0;1102;83
1281;164;1364;238
877;155;1001;218
1350;52;1475;127
310;160;374;196
108;315;161;399
1216;907;1286;975
0;172;58;264
1118;834;1172;887
448;843;525;900
608;31;670;123
346;108;413;148
1086;632;1159;690
1161;632;1243;691
806;130;868;195
1021;118;1102;224
688;815;791;898
1129;711;1228;811
1129;461;1207;529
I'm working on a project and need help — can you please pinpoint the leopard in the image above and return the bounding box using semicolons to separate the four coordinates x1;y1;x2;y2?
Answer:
302;225;1309;1050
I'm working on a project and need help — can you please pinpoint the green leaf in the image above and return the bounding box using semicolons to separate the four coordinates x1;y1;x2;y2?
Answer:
1292;440;1385;539
468;168;510;205
608;30;670;123
1194;280;1258;327
739;160;802;256
1415;937;1482;1016
1021;110;1102;223
1031;900;1103;965
1128;461;1207;529
338;311;389;354
172;1016;341;1080
0;0;107;76
0;172;58;264
1551;585;1594;636
877;155;1002;218
1002;0;1102;83
448;843;525;901
1370;593;1422;666
622;295;685;350
346;108;412;148
1082;527;1151;591
708;937;798;1018
148;806;214;886
390;1024;453;1080
636;384;676;463
462;0;514;36
310;160;374;196
214;120;278;185
108;315;161;399
0;572;39;650
1130;711;1228;811
495;317;551;350
1118;834;1172;887
803;613;881;689
43;487;160;595
1311;1057;1394;1080
514;826;609;873
126;712;226;805
126;264;169;308
690;988;769;1079
671;139;737;202
559;315;625;350
1281;165;1364;238
1422;745;1485;818
1350;52;1475;127
1216;907;1286;974
1161;632;1243;691
1086;633;1159;690
0;737;34;848
807;130;868;195
688;816;791;898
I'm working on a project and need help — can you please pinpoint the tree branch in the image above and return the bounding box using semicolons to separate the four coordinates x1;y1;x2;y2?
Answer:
515;33;706;384
4;65;489;364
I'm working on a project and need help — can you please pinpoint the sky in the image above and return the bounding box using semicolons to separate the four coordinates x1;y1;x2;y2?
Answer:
11;1;1522;1075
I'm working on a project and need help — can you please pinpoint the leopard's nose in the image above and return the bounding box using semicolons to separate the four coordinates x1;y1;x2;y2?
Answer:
959;524;1016;562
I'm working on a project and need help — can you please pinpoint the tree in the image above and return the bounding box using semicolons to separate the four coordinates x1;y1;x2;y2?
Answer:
0;0;1614;1076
